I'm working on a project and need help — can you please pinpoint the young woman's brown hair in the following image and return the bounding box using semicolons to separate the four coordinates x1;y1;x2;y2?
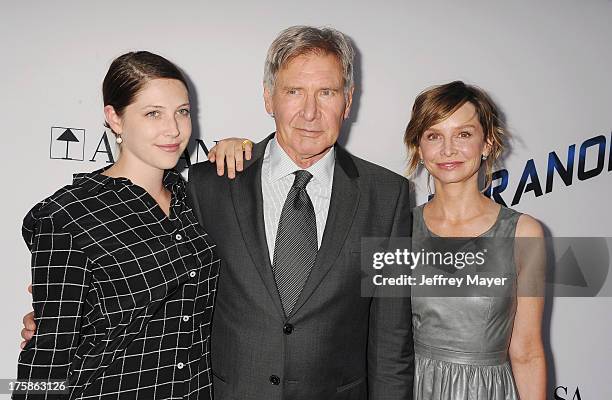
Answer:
102;51;188;134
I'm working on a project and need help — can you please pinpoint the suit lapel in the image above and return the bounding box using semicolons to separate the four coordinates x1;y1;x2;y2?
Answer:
230;134;285;317
290;146;360;316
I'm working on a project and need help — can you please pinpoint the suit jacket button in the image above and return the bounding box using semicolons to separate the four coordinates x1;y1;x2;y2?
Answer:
283;323;294;335
269;375;280;385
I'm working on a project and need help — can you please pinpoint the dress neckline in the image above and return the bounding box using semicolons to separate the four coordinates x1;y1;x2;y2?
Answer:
419;203;503;238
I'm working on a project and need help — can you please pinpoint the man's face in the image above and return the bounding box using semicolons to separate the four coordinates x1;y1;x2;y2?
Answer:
264;52;354;168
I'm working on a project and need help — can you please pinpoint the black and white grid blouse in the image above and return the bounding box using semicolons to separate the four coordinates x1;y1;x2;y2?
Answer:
16;168;220;400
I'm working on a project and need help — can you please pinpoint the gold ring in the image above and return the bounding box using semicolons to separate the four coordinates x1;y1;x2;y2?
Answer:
241;139;253;150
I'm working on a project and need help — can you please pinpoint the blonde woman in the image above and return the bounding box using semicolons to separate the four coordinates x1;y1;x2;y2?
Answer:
404;81;545;400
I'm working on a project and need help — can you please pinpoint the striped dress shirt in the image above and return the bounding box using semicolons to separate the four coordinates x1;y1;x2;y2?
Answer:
261;137;335;261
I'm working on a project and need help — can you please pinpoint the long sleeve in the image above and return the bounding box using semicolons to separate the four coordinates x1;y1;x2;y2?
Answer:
16;212;91;399
367;178;414;400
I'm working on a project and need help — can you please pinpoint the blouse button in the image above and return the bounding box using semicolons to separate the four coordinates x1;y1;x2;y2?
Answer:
189;271;196;278
177;362;185;370
175;233;183;241
182;316;190;322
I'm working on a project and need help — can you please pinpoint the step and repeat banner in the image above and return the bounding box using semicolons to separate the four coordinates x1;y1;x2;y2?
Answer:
1;1;610;398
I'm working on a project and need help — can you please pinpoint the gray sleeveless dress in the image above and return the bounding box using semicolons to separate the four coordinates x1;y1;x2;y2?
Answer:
411;204;522;400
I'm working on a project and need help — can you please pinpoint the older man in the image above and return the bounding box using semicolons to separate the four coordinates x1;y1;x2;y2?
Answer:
188;26;414;399
21;26;414;399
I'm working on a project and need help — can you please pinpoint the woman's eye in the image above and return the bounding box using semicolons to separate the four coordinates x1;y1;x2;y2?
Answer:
459;131;472;138
146;110;161;118
178;108;190;116
426;133;439;140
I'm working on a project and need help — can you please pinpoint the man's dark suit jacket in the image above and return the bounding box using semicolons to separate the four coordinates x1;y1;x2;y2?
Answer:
187;134;414;400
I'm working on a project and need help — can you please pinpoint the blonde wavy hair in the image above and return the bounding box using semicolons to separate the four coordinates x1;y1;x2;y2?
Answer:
404;81;506;190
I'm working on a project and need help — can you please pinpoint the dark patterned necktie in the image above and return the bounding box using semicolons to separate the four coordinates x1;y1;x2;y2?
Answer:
272;170;317;315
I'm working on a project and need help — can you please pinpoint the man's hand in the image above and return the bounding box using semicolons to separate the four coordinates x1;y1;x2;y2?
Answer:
208;138;253;179
20;284;36;349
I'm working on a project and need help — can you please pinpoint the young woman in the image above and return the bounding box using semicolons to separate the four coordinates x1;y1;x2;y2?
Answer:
202;81;547;399
16;51;219;399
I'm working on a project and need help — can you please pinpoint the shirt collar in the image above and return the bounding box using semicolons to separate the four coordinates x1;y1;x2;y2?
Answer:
268;137;335;187
72;166;184;194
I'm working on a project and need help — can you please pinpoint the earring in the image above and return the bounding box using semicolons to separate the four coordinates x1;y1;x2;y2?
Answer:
116;134;123;144
419;159;425;165
481;154;488;160
269;113;275;118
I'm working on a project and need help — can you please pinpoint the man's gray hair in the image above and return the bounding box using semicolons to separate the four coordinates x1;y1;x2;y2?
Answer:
263;25;355;95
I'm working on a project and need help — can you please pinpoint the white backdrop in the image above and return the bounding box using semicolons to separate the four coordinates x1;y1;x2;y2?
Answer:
1;1;611;398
